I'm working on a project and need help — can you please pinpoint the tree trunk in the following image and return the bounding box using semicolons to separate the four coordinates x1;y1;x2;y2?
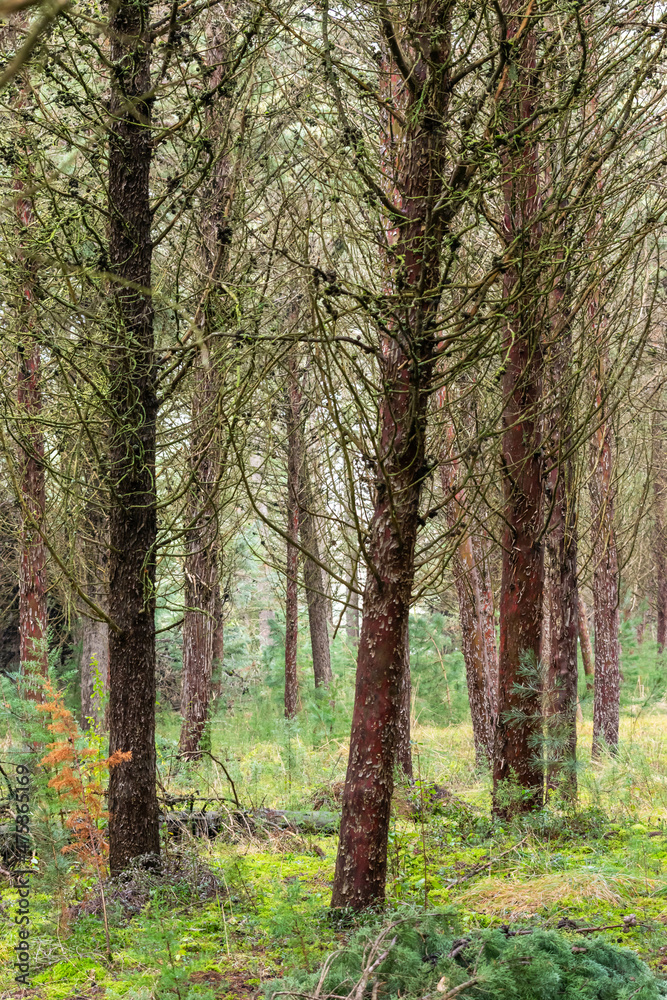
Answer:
543;258;579;797
578;594;594;679
284;362;300;720
396;623;412;779
590;406;620;755
211;583;225;700
14;124;47;702
287;359;332;687
17;338;48;702
298;461;332;687
81;616;109;725
106;0;160;874
331;2;451;910
654;424;667;653
493;3;545;817
544;466;579;798
179;14;236;757
441;453;497;768
345;548;360;644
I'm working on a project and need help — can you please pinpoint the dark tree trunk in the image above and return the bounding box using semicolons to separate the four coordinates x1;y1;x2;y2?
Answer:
578;594;594;679
396;624;412;779
590;406;620;755
493;3;545;817
331;2;451;910
654;424;667;653
284;361;300;720
106;0;160;874
179;15;236;757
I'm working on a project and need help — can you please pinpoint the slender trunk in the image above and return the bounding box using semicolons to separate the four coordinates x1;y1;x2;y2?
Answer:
288;361;332;687
80;486;109;728
345;552;360;644
81;616;109;726
544;466;578;798
578;594;594;679
106;0;160;873
396;623;412;779
14;127;47;701
441;455;496;767
590;408;620;755
299;460;332;687
211;583;224;700
331;2;451;910
543;262;578;797
285;366;300;720
179;354;220;757
17;338;48;702
179;16;236;757
493;4;545;817
654;424;667;653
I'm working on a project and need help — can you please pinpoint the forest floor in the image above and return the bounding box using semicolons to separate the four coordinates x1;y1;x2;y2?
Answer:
3;632;667;998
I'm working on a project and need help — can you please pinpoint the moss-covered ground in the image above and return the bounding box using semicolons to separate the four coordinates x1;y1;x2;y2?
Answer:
3;620;667;998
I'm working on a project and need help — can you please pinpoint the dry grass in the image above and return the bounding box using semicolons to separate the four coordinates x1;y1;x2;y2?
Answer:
456;870;667;918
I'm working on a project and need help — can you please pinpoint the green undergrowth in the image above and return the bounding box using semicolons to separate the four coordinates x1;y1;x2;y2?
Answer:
4;617;667;997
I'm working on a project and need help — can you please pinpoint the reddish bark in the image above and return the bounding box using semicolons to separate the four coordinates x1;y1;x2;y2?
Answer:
590;408;620;755
578;594;594;679
106;0;160;873
493;4;545;817
331;2;452;910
